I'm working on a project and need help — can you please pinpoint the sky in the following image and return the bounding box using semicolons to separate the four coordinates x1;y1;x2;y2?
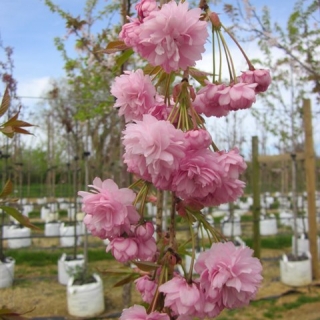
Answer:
0;0;311;155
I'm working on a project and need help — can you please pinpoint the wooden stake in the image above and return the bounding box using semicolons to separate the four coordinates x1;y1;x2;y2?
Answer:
303;98;319;280
252;136;261;259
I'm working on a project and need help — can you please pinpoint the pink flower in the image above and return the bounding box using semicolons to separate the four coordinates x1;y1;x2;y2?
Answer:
135;275;157;303
119;17;141;48
199;178;246;207
193;83;230;118
148;95;171;120
120;305;169;320
122;114;187;190
240;69;271;93
217;148;247;179
159;276;204;317
136;0;159;21
135;221;154;240
194;242;263;309
106;237;139;263
219;83;257;111
137;1;208;72
78;178;140;239
172;149;224;200
184;129;212;150
137;236;157;261
111;69;156;122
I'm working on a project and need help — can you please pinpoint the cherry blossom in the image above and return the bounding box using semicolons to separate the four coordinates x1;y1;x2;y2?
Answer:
240;69;271;93
137;1;208;72
195;242;263;309
111;69;156;122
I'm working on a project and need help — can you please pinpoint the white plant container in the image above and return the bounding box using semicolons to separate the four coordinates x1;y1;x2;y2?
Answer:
60;223;82;247
59;202;69;210
7;226;31;249
291;217;308;233
41;206;50;220
48;203;58;212
0;257;15;288
260;215;278;236
45;221;61;237
279;210;293;227
292;234;320;258
67;273;105;317
58;253;85;285
68;207;76;220
221;216;241;237
45;212;59;223
280;253;312;286
22;204;34;217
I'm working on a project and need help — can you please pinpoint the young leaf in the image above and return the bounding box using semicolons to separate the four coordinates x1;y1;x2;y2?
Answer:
133;261;160;272
116;49;134;67
0;179;13;198
113;273;139;287
0;206;40;230
0;86;10;118
104;40;128;54
189;67;211;86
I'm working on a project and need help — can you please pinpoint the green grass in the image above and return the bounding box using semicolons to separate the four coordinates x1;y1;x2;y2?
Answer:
244;233;292;249
5;248;113;266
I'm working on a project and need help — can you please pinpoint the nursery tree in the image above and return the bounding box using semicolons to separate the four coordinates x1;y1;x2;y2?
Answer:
78;0;271;318
223;0;320;97
43;0;136;180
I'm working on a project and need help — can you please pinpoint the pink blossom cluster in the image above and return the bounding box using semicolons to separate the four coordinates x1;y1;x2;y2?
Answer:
81;1;268;318
78;178;157;263
193;68;271;118
120;0;208;73
111;69;170;123
128;242;262;319
123;116;247;206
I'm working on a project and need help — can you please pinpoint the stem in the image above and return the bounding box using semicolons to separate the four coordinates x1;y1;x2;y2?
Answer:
218;30;236;83
212;26;216;83
221;24;254;70
156;189;163;240
187;215;196;283
216;29;223;83
169;193;177;249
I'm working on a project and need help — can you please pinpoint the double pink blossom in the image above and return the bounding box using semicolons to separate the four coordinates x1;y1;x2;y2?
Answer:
137;1;208;72
78;178;140;239
111;69;156;122
219;82;257;111
136;0;159;21
240;69;271;93
172;149;223;200
195;242;263;309
159;276;202;317
120;305;169;320
184;129;212;150
122;114;187;190
135;275;157;303
193;82;229;118
106;237;139;262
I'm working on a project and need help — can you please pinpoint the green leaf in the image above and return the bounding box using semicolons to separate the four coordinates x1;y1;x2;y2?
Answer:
189;68;211;86
0;86;10;118
113;273;139;287
133;261;160;272
0;206;40;230
0;180;13;198
116;49;134;67
143;64;162;76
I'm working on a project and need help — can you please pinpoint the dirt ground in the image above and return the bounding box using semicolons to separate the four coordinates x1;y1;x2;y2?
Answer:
1;248;320;320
